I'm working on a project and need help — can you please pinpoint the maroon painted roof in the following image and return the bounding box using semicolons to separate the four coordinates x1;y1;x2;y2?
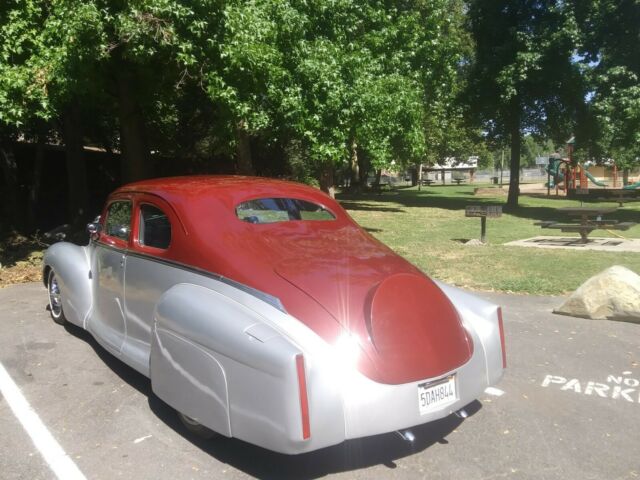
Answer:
101;175;472;384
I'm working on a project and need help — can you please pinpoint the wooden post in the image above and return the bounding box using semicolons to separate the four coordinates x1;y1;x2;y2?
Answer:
465;205;502;244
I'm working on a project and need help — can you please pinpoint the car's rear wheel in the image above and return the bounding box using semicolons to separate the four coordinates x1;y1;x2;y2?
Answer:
47;270;66;325
177;412;217;439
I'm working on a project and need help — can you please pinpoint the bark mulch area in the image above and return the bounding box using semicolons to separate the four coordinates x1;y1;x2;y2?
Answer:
0;233;47;288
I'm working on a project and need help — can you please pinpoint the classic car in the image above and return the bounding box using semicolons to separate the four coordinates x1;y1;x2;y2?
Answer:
43;175;505;454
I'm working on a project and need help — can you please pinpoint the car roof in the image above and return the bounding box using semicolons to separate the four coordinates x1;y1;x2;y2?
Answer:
114;175;335;209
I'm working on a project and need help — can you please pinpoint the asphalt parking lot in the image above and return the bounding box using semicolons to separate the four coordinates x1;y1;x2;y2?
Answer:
1;282;639;480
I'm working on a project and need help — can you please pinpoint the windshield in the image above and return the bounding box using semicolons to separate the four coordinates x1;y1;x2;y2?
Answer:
236;198;336;224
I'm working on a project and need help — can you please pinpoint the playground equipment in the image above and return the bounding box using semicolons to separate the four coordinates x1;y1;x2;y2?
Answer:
622;181;640;190
545;158;567;189
585;170;607;187
543;137;638;196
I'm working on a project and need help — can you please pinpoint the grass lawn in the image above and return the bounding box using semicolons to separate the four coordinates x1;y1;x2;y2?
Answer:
1;183;639;295
339;184;640;295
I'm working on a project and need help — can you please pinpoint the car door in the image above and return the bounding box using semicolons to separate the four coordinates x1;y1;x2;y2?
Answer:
121;196;178;374
90;198;132;354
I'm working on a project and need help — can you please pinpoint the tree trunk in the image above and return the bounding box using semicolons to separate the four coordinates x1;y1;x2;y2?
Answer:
358;150;369;186
235;120;255;175
349;136;359;189
62;103;89;227
117;69;151;183
0;144;20;231
506;101;521;209
319;164;335;198
27;135;45;231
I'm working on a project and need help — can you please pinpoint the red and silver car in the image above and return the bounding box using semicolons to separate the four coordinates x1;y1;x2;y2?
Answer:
43;176;506;454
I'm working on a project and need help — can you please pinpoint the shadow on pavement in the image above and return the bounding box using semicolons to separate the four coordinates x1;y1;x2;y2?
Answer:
61;315;481;480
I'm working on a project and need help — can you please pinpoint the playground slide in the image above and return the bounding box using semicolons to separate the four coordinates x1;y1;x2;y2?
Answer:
545;159;564;189
545;177;564;189
584;170;607;187
622;181;640;190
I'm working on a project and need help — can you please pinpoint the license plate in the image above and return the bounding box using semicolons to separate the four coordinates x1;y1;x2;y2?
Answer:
417;375;457;415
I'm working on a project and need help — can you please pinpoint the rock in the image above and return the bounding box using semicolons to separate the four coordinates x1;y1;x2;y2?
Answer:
464;239;485;246
554;266;640;323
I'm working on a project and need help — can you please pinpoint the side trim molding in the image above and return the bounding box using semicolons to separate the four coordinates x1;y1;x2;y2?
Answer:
94;240;286;313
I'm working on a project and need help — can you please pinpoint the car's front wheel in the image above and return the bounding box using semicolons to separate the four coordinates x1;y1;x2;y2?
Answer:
177;412;217;439
47;270;66;325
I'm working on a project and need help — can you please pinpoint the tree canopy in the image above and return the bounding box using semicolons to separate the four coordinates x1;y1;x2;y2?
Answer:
0;0;637;229
466;0;584;207
573;0;640;170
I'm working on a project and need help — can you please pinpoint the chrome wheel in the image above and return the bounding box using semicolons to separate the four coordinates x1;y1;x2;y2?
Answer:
48;270;66;325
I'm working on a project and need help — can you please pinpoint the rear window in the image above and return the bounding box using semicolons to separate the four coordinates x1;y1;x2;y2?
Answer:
236;198;335;224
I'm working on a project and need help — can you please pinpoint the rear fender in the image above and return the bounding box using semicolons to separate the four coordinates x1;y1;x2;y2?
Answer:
436;282;505;386
43;242;92;328
150;283;312;452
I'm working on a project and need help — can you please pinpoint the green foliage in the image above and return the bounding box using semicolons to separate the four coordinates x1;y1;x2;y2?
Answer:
573;0;640;169
521;136;557;167
5;0;632;199
466;0;583;206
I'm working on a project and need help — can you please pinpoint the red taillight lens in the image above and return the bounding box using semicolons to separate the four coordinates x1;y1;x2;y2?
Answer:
497;307;507;368
295;354;311;440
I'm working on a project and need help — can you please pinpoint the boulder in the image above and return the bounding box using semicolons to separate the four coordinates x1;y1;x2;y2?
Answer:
554;266;640;323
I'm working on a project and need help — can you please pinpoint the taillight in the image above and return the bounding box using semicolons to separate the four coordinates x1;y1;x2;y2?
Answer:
295;354;311;440
497;307;507;368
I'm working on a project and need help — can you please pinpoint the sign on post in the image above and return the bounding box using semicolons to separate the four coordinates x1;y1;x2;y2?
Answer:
465;205;503;243
535;156;549;165
465;205;503;218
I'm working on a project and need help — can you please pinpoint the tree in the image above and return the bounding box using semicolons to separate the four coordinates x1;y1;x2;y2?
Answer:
573;0;640;175
466;0;583;208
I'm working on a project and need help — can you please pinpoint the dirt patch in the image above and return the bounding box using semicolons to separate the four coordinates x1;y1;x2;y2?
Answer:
0;233;47;288
474;187;507;196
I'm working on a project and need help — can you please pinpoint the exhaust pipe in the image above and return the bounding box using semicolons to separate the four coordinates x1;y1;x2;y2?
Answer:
395;429;415;443
454;408;468;419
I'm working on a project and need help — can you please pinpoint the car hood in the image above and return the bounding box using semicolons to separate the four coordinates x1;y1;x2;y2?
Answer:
273;230;473;384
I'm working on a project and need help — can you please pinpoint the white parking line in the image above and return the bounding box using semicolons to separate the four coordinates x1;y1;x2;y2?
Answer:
0;362;87;480
484;387;505;397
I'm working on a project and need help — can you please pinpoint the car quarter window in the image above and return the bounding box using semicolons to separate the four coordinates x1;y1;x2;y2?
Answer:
139;204;172;249
236;198;336;224
105;201;132;241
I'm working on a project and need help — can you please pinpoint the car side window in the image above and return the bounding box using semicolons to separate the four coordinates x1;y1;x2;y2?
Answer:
105;201;132;241
139;204;171;249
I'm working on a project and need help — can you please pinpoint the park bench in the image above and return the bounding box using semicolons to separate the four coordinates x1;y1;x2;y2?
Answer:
370;181;392;195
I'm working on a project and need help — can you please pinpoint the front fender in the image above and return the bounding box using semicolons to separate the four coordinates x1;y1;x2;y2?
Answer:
43;242;92;328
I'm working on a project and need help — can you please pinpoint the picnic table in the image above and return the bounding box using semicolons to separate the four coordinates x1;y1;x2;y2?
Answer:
452;178;466;185
603;190;638;207
421;178;435;186
534;206;636;243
